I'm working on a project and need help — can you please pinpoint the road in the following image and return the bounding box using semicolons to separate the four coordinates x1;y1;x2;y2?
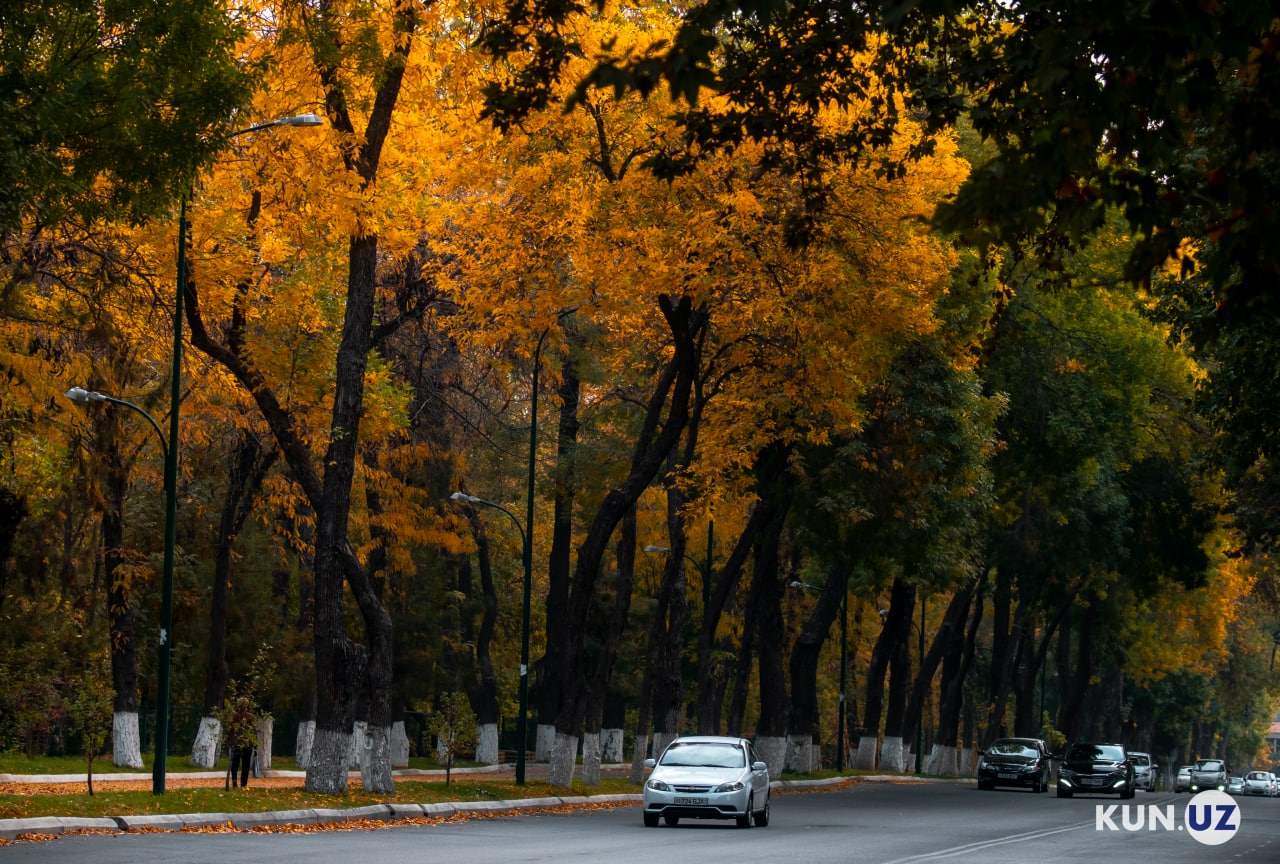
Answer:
4;782;1279;863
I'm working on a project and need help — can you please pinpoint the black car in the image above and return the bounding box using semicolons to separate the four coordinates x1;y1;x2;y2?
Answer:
977;737;1052;792
1056;742;1135;798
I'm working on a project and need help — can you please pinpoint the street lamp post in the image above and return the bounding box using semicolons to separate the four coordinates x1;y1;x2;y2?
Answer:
69;112;322;795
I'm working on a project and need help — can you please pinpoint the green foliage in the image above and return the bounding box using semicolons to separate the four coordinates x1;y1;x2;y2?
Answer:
428;691;478;787
0;0;256;234
63;652;113;794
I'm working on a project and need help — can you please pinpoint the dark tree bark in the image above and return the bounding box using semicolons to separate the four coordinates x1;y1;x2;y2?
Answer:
535;351;579;739
201;431;277;717
548;295;706;786
787;565;849;750
100;412;138;731
901;579;979;759
1056;600;1096;741
694;445;788;735
752;464;794;749
456;510;500;728
862;576;915;752
934;576;985;753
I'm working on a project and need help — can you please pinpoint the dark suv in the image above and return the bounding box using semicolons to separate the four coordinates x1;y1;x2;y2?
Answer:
1056;742;1135;798
977;737;1052;792
1190;759;1228;793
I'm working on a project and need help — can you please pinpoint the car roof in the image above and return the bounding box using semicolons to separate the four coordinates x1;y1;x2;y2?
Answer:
665;736;749;746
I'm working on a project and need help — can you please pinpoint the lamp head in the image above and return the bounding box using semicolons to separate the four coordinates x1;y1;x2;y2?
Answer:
65;386;106;404
450;491;481;503
278;113;324;126
643;544;669;553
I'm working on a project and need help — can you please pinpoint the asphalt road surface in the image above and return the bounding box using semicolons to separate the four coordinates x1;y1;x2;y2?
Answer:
5;782;1279;863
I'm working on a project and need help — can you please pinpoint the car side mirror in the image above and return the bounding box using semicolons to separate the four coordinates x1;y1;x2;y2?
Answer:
752;761;768;772
644;758;656;769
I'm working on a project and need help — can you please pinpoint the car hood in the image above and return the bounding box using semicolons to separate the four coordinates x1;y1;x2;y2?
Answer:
1062;759;1126;773
984;754;1037;766
652;766;746;784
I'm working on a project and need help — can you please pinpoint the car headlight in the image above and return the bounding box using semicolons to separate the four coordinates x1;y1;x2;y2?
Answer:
714;780;745;793
647;779;672;792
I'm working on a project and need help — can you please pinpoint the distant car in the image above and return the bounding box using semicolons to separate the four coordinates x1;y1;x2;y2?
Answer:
977;737;1052;792
1056;742;1136;798
1129;751;1157;792
1243;771;1273;796
1229;776;1244;794
1190;759;1228;793
642;736;771;828
1175;765;1193;793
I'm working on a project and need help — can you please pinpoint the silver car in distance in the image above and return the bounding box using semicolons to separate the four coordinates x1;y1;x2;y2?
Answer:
642;736;772;828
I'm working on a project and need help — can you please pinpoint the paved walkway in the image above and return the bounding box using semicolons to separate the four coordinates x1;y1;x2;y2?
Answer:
0;765;902;842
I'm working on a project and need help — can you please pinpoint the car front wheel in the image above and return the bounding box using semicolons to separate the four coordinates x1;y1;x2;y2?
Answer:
643;812;659;828
754;794;770;827
737;795;754;829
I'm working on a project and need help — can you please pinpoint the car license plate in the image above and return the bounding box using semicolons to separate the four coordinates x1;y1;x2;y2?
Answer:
1083;777;1103;785
674;797;706;806
998;773;1018;780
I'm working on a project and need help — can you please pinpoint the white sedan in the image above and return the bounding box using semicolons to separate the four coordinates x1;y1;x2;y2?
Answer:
642;736;772;828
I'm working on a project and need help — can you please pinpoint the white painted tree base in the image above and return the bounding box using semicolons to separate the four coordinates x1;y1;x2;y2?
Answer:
307;726;352;794
546;731;579;788
629;733;650;783
602;728;623;763
390;720;410;768
255;716;273;772
475;723;499;765
349;721;367;769
295;720;316;769
581;732;602;785
880;736;905;772
190;717;221;768
786;734;818;773
927;744;958;776
535;724;556;762
112;711;143;768
853;737;878;770
755;736;787;780
360;723;394;793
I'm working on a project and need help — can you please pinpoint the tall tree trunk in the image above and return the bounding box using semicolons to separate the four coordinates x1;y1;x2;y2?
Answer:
695;445;788;735
1056;600;1095;741
192;430;276;767
536;352;579;757
856;576;913;769
582;509;637;785
751;463;794;777
548;296;706;787
0;488;26;615
97;405;142;769
929;579;984;774
787;564;848;772
650;454;689;747
903;580;978;769
456;510;500;763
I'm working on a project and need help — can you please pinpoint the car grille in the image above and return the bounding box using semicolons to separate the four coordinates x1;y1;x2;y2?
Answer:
672;784;715;794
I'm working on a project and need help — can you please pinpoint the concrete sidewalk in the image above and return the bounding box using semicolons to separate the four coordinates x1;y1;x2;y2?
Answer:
0;766;881;842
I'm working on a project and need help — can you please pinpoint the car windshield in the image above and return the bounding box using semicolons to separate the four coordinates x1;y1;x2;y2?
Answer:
988;741;1038;757
1248;772;1268;780
1196;760;1223;770
659;742;746;768
1130;753;1150;766
1066;744;1125;761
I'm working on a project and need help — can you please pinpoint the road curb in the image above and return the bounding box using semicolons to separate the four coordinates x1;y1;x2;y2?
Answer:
0;773;961;841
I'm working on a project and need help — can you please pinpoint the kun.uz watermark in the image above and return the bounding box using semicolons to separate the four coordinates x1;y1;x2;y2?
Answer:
1096;790;1241;846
